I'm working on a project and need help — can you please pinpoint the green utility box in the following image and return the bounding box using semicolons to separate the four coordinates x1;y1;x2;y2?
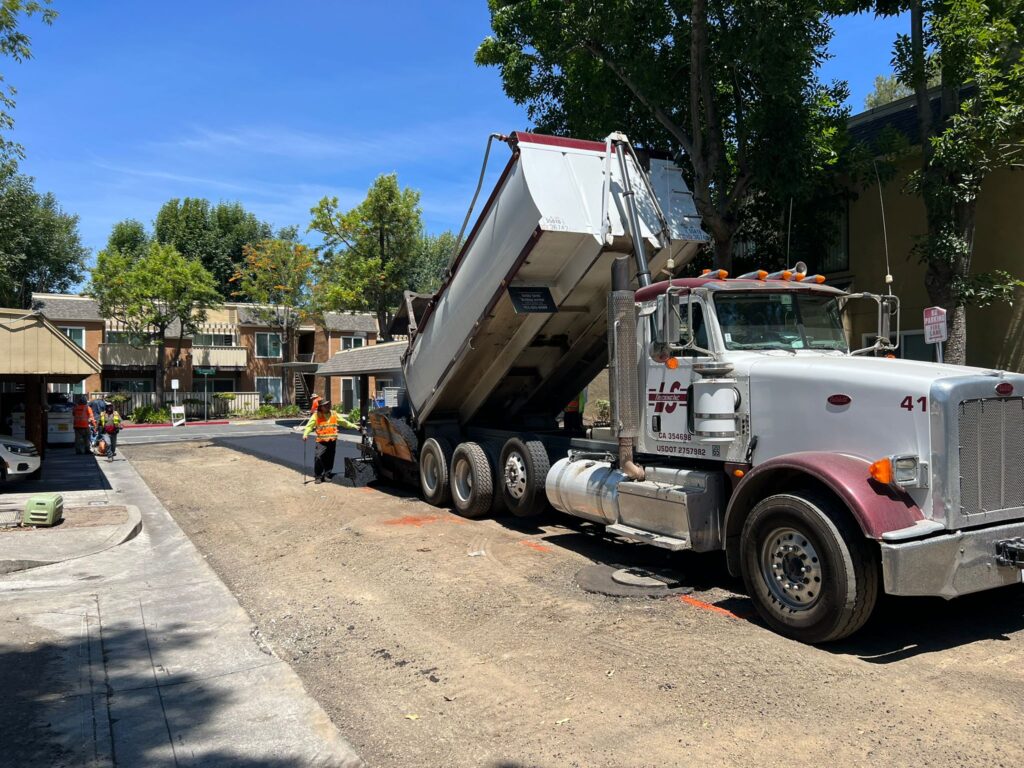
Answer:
23;493;64;527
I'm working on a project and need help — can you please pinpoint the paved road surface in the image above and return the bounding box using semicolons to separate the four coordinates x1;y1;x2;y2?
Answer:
119;420;362;478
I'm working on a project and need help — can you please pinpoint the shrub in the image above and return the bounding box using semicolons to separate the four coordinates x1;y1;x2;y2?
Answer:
593;399;611;425
131;405;171;424
214;392;236;402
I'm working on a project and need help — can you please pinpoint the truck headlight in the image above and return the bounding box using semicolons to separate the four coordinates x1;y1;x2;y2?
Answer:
870;454;928;489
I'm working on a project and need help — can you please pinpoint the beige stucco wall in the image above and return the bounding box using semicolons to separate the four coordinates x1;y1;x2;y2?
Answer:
844;159;1024;371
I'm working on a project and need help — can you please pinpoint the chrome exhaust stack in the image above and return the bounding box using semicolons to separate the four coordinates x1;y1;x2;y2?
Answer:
609;255;644;481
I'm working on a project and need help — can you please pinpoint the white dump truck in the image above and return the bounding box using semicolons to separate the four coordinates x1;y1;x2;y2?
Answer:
356;131;1024;643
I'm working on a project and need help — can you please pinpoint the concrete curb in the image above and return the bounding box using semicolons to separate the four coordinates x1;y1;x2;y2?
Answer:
0;504;142;576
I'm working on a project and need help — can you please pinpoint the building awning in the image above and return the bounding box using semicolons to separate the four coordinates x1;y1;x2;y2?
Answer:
318;341;405;377
0;309;101;383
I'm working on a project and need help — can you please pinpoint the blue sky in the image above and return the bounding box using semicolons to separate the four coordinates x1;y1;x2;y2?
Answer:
11;2;906;260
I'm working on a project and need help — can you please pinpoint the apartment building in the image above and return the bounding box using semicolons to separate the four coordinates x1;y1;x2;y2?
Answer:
31;293;379;405
832;94;1024;371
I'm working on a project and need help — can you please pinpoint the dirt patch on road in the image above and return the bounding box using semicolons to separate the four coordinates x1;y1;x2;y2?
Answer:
128;441;1024;768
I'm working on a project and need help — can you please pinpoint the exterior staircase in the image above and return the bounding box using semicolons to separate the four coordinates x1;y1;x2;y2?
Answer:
293;371;311;409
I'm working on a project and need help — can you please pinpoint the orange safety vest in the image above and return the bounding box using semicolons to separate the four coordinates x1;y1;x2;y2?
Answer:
310;396;321;412
72;404;92;429
313;412;339;442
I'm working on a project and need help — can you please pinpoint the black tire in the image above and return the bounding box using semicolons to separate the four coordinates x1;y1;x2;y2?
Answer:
739;491;879;644
449;442;494;519
419;437;453;506
498;437;551;517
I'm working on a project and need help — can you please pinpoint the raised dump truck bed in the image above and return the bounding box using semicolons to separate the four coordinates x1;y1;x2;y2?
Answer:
401;132;707;427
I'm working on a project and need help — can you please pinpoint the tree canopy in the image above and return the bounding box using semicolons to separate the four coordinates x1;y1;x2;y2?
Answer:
309;174;423;340
476;0;852;271
154;198;273;297
90;242;221;402
0;165;87;308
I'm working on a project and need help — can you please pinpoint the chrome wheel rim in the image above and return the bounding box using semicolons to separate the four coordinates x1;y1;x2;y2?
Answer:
760;526;823;611
421;450;440;494
504;453;527;499
453;458;473;504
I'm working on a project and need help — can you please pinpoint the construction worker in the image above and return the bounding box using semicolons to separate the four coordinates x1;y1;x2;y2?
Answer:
563;386;588;434
309;392;321;413
99;403;123;461
72;396;94;455
302;400;356;483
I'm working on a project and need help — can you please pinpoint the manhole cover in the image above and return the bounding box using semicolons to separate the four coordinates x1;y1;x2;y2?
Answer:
576;564;692;598
611;568;670;588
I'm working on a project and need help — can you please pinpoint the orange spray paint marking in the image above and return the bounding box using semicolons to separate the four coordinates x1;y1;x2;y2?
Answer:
519;540;552;553
382;514;445;527
678;594;743;620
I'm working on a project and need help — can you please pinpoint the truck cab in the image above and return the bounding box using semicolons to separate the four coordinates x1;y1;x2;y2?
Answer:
547;269;1024;642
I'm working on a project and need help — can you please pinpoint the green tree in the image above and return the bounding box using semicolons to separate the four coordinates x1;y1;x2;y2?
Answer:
155;198;272;297
856;0;1024;364
0;166;87;308
0;0;56;160
309;174;422;340
105;218;150;257
476;0;850;271
409;230;457;294
864;73;914;109
90;242;221;404
230;239;318;404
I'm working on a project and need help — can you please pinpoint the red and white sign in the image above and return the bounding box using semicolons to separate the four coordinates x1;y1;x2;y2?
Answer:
924;306;948;344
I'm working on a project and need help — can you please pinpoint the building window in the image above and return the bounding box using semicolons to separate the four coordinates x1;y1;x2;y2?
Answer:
256;376;283;404
192;378;236;393
106;378;154;392
60;326;85;348
194;333;236;347
861;330;934;361
341;336;365;351
820;203;850;273
256;332;282;358
49;380;86;395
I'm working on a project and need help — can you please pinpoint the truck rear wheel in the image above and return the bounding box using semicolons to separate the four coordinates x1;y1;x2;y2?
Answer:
419;437;453;506
739;492;878;644
499;437;550;517
450;442;494;519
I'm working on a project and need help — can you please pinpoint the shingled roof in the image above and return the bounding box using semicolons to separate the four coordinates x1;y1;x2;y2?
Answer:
32;293;186;337
324;312;378;333
31;293;103;322
318;341;404;377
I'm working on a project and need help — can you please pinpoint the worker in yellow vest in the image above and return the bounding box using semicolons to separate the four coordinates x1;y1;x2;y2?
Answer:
302;400;356;483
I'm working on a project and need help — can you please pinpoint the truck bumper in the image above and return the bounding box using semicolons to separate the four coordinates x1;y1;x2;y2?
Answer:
880;520;1024;599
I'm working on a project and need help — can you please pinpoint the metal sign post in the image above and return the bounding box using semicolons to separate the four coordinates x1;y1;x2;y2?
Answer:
195;368;216;421
924;306;948;364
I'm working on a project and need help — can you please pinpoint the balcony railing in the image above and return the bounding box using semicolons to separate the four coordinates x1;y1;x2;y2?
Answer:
192;345;248;369
98;343;160;367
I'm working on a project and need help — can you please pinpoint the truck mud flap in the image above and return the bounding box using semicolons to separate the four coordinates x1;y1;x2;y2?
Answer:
344;457;378;487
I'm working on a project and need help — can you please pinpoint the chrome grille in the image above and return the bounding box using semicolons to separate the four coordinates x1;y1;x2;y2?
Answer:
958;397;1024;516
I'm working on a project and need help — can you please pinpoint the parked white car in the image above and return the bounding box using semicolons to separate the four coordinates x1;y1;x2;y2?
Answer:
0;435;41;484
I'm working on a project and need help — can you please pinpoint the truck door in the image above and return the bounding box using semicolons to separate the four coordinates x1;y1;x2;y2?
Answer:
645;298;712;456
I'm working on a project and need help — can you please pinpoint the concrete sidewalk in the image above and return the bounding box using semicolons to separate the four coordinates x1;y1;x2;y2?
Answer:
0;453;364;767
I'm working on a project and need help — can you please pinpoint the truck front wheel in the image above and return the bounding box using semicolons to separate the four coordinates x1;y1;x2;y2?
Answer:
499;437;550;517
419;437;453;506
739;492;878;644
450;442;494;519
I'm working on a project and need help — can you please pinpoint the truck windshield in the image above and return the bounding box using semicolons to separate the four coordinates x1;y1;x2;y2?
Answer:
713;292;848;351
